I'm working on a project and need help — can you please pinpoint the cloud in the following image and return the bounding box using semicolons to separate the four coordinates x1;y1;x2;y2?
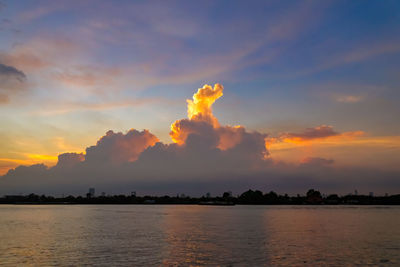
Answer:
300;157;334;166
54;67;120;88
0;0;329;112
280;125;339;142
85;129;159;165
0;37;80;72
0;36;144;109
171;84;268;154
0;63;27;104
336;95;363;103
55;153;85;168
29;98;160;116
0;84;397;196
17;3;64;23
0;35;237;109
0;63;26;81
275;125;364;144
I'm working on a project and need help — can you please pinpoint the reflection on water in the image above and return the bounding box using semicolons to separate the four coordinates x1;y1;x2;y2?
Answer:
0;205;399;266
163;205;269;265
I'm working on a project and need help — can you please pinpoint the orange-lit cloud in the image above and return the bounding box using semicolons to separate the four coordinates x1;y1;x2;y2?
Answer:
85;129;159;165
187;83;223;126
275;125;364;145
170;84;223;144
0;129;158;175
0;158;28;176
1;83;399;196
170;84;268;159
0;154;58;176
217;125;248;150
267;134;400;171
264;125;366;165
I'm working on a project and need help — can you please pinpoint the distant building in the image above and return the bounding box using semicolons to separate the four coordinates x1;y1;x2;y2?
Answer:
87;188;95;198
101;192;106;197
369;192;374;197
206;192;211;198
131;191;136;197
354;190;358;196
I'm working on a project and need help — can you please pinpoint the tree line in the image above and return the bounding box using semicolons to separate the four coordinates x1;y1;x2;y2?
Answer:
1;189;399;205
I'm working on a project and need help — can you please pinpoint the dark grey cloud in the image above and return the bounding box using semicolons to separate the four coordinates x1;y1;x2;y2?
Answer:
280;125;338;141
0;122;273;196
0;126;398;196
0;63;26;103
300;157;334;167
0;63;26;81
55;152;84;169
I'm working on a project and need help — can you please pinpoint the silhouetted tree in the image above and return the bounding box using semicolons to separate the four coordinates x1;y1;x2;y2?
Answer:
239;189;264;204
263;191;279;204
223;192;233;199
326;194;340;204
306;189;323;204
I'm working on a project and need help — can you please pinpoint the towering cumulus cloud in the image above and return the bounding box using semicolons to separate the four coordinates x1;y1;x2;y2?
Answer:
187;84;223;125
85;129;159;164
0;84;397;195
170;84;268;155
170;84;223;143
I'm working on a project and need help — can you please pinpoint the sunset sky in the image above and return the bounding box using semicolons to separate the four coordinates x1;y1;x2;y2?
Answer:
0;0;399;195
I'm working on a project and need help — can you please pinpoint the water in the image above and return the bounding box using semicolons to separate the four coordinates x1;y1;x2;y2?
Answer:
0;205;399;266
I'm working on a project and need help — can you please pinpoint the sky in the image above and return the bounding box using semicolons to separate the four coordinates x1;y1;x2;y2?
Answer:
0;0;399;196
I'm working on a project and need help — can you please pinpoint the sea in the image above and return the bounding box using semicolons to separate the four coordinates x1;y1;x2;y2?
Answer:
0;205;399;266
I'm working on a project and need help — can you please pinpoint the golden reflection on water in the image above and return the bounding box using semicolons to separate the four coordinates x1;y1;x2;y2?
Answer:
162;205;277;265
0;205;89;265
0;205;399;266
